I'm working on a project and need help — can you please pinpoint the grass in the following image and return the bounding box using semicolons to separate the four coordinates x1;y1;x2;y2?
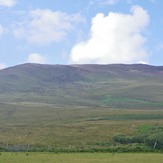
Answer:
137;124;154;133
0;103;163;149
0;153;162;163
98;114;163;121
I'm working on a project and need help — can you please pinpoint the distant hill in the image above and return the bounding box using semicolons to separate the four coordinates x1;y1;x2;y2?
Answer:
0;63;163;109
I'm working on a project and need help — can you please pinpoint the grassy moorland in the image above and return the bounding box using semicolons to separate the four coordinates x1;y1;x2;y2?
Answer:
0;104;163;151
0;63;163;152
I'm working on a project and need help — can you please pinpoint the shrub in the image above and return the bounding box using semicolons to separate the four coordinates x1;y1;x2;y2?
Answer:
145;132;163;150
113;134;132;144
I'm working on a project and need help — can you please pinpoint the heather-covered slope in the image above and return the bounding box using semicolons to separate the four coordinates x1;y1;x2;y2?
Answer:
0;63;163;109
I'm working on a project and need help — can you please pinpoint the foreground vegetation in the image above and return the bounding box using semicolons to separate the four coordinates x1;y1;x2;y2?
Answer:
0;104;163;152
0;153;162;163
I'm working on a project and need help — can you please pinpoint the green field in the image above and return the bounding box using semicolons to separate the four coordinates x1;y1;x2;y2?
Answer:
0;153;162;163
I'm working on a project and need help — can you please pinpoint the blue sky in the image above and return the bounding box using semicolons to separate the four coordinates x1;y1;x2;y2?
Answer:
0;0;163;68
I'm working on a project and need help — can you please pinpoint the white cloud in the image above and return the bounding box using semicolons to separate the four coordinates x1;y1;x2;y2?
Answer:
0;63;6;69
70;6;149;64
138;61;148;64
13;9;84;44
0;0;16;7
28;53;46;64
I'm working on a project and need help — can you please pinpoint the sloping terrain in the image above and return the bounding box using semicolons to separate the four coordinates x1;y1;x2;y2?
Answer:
0;63;163;109
0;63;163;150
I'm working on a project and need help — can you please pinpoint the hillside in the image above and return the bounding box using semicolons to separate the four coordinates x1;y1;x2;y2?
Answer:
0;63;163;109
0;63;163;150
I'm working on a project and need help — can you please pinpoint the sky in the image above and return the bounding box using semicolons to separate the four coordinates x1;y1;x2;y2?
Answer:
0;0;163;68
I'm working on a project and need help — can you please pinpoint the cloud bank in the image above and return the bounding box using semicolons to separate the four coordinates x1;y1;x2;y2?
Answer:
0;0;16;7
13;9;84;44
28;53;45;64
70;6;149;64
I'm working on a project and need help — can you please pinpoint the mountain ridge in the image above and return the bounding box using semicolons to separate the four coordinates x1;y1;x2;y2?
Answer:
1;63;163;82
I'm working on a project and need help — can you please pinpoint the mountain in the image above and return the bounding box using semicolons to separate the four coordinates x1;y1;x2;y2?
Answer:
0;63;163;149
0;63;163;109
